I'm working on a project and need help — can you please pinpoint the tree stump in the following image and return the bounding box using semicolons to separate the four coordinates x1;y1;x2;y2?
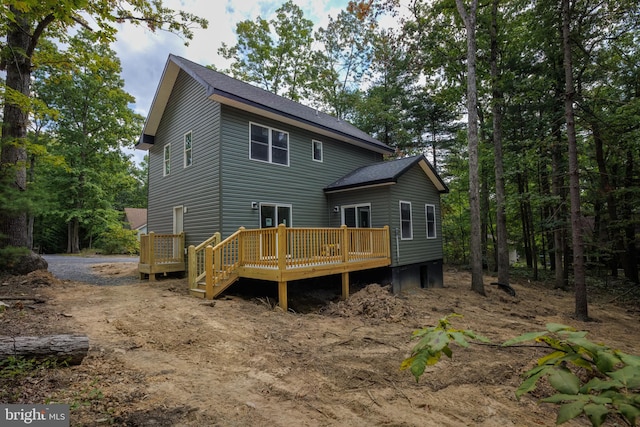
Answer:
0;335;89;365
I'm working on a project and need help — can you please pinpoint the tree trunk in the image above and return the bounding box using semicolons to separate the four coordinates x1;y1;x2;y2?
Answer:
562;0;588;320
0;335;89;365
0;8;31;249
67;218;80;254
490;0;509;286
455;0;484;295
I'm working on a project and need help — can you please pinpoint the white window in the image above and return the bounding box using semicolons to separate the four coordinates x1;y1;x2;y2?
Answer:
312;140;323;162
426;204;437;239
250;123;289;166
163;144;171;176
184;131;192;168
399;201;413;240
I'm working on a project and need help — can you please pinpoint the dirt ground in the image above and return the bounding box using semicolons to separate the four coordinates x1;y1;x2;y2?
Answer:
1;264;639;426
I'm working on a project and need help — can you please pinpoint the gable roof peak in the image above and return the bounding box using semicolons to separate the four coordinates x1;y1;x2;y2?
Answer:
138;54;393;155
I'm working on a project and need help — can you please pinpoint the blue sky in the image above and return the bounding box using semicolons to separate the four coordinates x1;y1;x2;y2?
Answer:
113;0;353;119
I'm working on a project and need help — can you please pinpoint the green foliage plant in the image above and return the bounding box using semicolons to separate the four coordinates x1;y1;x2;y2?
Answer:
96;223;139;255
503;323;640;426
400;314;489;381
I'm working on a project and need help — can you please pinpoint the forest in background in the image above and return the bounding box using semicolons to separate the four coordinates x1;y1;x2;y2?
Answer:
1;0;638;289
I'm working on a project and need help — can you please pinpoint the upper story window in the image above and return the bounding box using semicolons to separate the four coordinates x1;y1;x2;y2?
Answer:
184;131;192;168
163;144;171;176
312;140;323;162
426;204;437;239
400;201;413;240
250;123;289;166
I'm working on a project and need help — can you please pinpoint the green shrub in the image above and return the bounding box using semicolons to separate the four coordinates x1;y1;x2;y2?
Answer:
95;223;139;255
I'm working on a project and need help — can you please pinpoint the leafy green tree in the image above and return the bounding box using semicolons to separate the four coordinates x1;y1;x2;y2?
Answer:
0;0;206;271
218;0;314;102
33;30;143;253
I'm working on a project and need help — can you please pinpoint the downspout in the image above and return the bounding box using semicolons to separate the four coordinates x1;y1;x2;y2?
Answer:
395;227;400;264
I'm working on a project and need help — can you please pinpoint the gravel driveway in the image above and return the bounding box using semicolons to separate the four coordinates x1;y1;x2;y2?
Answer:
43;254;139;286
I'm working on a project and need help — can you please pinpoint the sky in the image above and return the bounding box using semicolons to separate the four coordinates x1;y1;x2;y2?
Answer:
107;0;404;164
113;0;353;119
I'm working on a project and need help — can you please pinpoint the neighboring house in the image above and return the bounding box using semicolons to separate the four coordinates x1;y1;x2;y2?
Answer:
124;208;148;239
136;54;448;292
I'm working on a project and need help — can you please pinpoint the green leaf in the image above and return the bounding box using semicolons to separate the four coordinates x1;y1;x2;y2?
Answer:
548;368;580;395
449;331;470;348
502;331;546;346
429;330;450;352
546;323;574;333
617;351;640;367
538;351;567;366
580;377;621;393
567;336;606;355
556;400;586;424
609;365;640;388
516;369;548;399
595;350;620;373
619;403;640;425
442;345;453;358
583;403;608;427
542;394;585;403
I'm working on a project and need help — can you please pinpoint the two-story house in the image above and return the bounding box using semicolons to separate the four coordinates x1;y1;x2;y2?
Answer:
136;54;448;300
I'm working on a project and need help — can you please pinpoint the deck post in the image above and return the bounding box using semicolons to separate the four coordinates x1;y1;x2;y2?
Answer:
148;232;156;281
278;281;288;311
341;272;349;300
341;225;349;263
205;245;214;299
188;245;196;289
277;224;287;271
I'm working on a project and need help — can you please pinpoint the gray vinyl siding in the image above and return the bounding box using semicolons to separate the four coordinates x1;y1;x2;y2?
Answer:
218;105;382;238
389;166;443;266
147;70;221;246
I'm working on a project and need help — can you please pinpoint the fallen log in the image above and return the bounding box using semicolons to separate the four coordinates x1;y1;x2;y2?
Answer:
0;335;89;365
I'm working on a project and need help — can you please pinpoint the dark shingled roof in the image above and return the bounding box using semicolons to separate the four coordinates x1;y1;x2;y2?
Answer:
139;54;393;154
324;154;449;193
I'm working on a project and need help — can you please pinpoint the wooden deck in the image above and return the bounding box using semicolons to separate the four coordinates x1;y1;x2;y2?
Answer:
138;232;185;280
139;225;391;310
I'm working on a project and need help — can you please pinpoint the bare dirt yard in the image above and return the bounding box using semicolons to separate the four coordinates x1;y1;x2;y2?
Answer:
1;263;639;426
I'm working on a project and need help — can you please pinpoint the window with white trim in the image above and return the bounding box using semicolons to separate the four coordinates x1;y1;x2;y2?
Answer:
184;131;192;168
250;123;289;166
426;204;437;239
163;144;171;176
399;201;413;240
312;140;323;162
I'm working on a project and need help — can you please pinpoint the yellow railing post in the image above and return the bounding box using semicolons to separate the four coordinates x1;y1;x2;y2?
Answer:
383;225;390;259
341;225;349;263
188;245;196;289
277;223;287;271
237;227;245;265
205;245;214;299
148;231;155;266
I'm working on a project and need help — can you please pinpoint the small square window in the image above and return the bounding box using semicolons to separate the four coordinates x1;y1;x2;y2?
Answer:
312;140;323;162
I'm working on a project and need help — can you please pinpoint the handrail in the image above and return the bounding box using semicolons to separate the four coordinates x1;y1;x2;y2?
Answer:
140;232;185;265
188;232;221;289
200;225;390;292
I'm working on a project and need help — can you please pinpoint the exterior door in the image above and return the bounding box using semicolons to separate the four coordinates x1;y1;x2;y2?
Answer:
342;204;372;253
260;204;292;258
342;204;371;228
172;206;184;258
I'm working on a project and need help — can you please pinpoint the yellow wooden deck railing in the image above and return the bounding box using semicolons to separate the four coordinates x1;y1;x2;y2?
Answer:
187;232;221;291
198;224;391;309
138;232;185;280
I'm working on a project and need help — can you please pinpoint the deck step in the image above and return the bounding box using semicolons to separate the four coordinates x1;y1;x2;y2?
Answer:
189;288;206;298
